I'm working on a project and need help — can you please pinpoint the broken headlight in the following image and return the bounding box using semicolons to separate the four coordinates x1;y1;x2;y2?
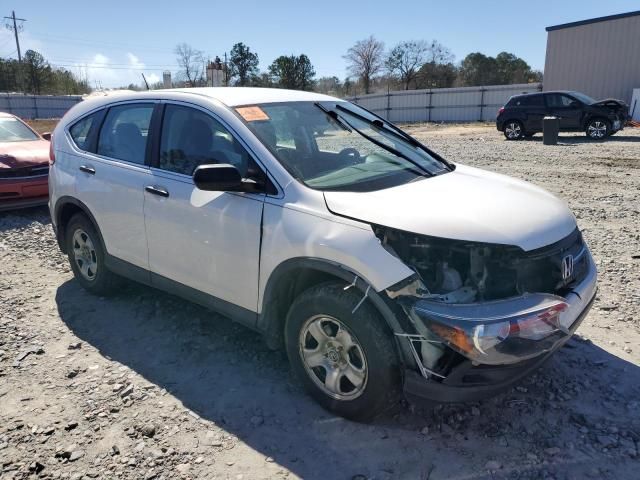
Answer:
374;226;524;303
412;294;572;365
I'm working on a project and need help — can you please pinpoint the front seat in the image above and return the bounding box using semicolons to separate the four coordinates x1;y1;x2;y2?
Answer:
114;123;145;163
177;119;214;175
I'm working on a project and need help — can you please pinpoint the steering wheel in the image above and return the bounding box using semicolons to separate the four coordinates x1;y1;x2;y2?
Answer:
338;147;361;164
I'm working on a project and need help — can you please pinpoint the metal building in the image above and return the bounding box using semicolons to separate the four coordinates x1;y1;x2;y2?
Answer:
543;10;640;104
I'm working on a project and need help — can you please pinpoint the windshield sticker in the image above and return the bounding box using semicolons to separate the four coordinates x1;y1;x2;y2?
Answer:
235;106;269;122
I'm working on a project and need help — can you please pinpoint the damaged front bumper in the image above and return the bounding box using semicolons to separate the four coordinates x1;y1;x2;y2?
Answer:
397;249;597;403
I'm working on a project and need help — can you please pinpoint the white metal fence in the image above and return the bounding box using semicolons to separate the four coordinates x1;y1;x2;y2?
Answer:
0;93;83;119
348;83;542;123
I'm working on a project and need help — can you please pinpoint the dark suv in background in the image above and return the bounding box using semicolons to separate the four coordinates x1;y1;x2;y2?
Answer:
496;90;629;140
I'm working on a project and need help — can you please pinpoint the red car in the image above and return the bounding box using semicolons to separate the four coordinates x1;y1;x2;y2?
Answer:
0;112;51;211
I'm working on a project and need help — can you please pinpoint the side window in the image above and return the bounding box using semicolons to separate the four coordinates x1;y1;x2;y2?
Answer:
97;104;153;164
546;94;574;108
528;95;544;107
159;104;255;177
69;112;100;151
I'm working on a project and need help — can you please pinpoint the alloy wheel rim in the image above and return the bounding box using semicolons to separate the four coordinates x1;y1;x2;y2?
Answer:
588;121;606;138
505;122;521;139
72;229;98;281
299;315;368;400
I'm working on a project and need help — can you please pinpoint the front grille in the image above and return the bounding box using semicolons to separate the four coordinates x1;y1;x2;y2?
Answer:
0;165;49;179
516;228;588;295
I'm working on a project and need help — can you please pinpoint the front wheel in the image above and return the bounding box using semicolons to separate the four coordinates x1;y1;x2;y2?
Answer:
285;282;400;421
503;121;524;140
586;118;609;139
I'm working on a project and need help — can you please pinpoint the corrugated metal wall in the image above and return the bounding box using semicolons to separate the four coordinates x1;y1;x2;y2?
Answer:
0;94;83;119
348;83;542;123
544;14;640;104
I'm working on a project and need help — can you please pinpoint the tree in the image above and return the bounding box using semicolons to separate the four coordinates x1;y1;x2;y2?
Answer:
315;76;342;95
343;36;385;94
268;54;316;90
458;52;499;86
174;43;204;86
24;50;51;94
416;62;458;89
386;40;429;90
229;43;259;86
459;51;539;87
427;40;454;65
495;52;539;84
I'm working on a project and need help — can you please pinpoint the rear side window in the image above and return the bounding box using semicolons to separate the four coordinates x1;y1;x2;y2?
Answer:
510;95;543;107
97;104;154;165
69;112;100;151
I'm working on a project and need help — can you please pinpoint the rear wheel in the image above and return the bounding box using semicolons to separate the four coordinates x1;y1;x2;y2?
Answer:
285;282;400;421
503;120;524;140
66;213;119;295
585;118;609;139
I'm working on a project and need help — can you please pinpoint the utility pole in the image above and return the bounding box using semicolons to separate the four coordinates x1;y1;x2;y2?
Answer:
4;10;26;92
4;11;26;62
224;52;229;86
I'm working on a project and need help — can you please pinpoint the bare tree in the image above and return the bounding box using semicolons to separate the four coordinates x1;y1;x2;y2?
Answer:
427;40;454;65
343;35;385;94
386;40;429;90
175;43;204;87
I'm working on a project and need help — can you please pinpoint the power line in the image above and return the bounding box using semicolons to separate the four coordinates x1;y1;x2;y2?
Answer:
31;33;175;54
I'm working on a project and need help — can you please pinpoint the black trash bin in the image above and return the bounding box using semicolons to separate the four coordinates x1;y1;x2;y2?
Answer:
543;116;559;145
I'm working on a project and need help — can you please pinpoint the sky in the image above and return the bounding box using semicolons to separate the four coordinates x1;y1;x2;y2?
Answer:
2;0;639;89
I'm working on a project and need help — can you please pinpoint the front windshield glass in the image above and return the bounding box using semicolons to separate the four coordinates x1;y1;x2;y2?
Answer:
0;117;40;142
236;101;449;191
570;91;596;104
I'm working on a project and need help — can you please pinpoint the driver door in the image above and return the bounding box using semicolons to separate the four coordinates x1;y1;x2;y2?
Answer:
545;93;582;129
143;103;265;321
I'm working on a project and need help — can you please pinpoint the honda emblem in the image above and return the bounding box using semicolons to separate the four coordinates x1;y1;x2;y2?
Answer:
561;254;574;281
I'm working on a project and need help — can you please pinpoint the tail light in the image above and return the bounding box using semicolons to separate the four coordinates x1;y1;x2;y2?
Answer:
49;134;55;165
498;107;505;115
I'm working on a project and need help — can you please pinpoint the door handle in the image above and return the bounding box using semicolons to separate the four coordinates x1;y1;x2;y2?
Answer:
145;185;169;198
79;165;95;175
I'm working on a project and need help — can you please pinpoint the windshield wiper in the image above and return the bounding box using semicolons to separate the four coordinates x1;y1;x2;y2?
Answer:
335;104;456;171
315;102;352;132
315;103;432;178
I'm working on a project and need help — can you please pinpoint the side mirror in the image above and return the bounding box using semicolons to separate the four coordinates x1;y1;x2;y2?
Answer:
41;132;52;141
193;164;242;191
193;163;264;193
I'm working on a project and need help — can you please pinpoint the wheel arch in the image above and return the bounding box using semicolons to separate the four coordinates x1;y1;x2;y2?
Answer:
54;196;105;254
258;257;416;368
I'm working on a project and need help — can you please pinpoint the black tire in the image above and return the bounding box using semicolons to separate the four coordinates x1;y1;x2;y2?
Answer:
503;120;525;140
285;282;400;421
65;213;119;295
585;118;610;140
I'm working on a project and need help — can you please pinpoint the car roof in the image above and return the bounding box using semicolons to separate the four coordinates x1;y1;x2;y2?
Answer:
82;87;338;108
0;112;18;118
167;87;337;106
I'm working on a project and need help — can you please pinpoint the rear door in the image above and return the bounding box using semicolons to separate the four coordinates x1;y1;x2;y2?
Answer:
521;94;546;132
72;102;155;270
143;102;266;321
545;93;582;129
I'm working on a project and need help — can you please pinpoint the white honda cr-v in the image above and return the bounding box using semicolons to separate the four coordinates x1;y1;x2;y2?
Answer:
49;88;597;420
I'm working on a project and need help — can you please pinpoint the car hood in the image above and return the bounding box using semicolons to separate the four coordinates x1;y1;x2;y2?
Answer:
0;140;50;168
323;164;577;251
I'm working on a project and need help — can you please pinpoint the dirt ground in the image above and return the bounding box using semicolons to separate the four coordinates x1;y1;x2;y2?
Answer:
1;124;639;480
26;120;58;135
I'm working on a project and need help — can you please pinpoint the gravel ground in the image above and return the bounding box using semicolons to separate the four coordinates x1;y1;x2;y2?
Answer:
1;125;639;480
